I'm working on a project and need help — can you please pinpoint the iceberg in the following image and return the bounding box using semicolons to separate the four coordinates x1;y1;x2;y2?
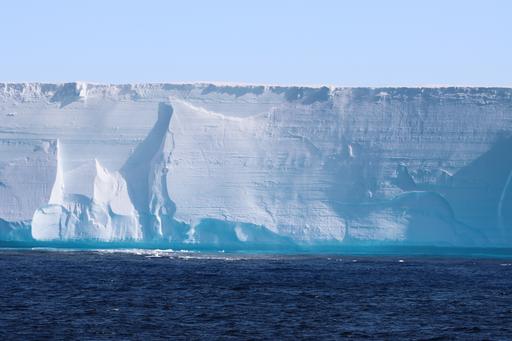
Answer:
0;83;511;248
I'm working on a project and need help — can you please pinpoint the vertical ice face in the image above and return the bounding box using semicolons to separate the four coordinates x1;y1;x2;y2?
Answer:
0;83;511;247
48;139;64;205
0;139;58;240
120;103;176;240
32;102;176;242
0;139;59;222
166;99;346;242
32;147;142;241
32;156;142;241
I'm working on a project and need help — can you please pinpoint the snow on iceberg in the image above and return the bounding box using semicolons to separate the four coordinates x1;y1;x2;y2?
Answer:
0;83;511;248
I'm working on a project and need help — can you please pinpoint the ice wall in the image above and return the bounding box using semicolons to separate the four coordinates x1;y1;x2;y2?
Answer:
0;83;511;248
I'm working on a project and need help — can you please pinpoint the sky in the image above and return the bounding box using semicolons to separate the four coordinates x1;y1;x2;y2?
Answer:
1;0;511;86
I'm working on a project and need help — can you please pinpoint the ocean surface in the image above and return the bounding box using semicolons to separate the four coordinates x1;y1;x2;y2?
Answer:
1;249;512;340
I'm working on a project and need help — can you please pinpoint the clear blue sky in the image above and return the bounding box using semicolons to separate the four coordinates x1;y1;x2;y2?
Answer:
1;0;511;86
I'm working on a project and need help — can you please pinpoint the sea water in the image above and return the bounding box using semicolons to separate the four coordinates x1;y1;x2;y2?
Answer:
1;248;512;340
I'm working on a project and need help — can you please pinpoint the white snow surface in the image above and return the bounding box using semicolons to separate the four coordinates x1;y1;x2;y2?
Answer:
1;83;512;247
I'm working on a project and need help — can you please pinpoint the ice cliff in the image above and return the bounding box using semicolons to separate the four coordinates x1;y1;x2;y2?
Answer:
0;83;511;248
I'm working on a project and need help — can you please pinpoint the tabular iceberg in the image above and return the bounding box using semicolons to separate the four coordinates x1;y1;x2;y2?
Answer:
0;83;511;248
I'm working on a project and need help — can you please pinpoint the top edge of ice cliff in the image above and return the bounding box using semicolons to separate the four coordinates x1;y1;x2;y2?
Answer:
3;81;512;89
1;82;512;109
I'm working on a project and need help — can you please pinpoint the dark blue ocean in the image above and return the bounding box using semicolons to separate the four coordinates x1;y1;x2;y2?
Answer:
1;249;512;340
